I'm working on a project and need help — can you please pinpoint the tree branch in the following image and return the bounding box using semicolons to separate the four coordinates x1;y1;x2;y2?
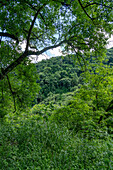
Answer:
0;4;47;80
6;75;16;112
67;41;87;70
0;51;28;80
0;39;67;81
31;32;45;41
28;39;67;56
84;2;113;9
78;0;95;20
0;32;19;44
39;13;48;30
25;3;47;51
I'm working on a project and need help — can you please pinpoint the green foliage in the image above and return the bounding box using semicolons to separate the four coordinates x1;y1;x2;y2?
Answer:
0;1;113;168
0;0;113;113
50;62;113;139
0;114;113;169
1;58;113;168
1;0;113;115
51;98;92;133
30;103;52;120
0;61;40;116
36;48;113;106
80;64;113;111
36;55;81;101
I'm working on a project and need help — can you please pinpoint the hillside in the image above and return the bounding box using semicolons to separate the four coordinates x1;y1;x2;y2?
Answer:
36;47;113;104
36;55;81;102
0;49;113;169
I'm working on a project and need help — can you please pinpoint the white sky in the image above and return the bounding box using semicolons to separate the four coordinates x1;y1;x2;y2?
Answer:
21;36;113;63
21;41;63;63
33;47;63;62
107;35;113;49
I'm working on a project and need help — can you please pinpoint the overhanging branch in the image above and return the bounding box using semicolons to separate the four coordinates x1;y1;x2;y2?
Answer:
84;2;113;9
0;51;28;80
28;39;66;56
0;32;19;44
0;39;67;81
78;0;95;20
25;3;47;51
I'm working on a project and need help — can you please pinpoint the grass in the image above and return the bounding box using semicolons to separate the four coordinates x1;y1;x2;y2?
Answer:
0;113;113;169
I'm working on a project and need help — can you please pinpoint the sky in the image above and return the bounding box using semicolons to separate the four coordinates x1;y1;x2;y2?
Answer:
21;41;63;63
21;35;113;63
106;35;113;49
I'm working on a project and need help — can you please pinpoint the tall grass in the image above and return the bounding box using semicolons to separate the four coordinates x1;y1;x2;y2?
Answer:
0;116;113;169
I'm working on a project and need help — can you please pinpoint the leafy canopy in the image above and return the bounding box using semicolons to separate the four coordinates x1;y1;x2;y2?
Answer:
0;0;113;78
0;0;113;112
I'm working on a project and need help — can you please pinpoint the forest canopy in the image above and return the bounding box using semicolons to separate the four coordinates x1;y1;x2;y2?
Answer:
0;0;113;112
0;0;113;78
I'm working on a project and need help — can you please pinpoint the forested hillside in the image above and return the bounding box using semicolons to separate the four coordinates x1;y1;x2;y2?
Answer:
32;47;113;131
1;55;113;169
1;48;113;169
36;47;113;105
36;55;81;102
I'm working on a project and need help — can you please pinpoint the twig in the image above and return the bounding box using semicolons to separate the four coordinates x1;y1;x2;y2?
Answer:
25;3;47;51
6;75;16;112
78;0;95;20
84;2;113;9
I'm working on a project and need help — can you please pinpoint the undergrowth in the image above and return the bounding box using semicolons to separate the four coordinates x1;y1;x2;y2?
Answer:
0;113;113;170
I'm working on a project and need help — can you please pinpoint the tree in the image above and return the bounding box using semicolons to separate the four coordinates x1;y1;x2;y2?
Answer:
0;0;113;112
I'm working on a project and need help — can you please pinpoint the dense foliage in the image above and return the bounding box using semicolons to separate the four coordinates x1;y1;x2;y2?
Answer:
0;48;113;169
0;0;113;112
0;109;112;169
0;0;113;169
36;55;82;102
36;48;113;104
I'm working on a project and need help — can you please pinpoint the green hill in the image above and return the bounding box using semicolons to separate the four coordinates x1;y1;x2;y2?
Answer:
36;55;83;103
36;48;113;104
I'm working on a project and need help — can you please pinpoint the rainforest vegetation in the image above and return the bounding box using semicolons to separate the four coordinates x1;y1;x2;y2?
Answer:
0;0;113;169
